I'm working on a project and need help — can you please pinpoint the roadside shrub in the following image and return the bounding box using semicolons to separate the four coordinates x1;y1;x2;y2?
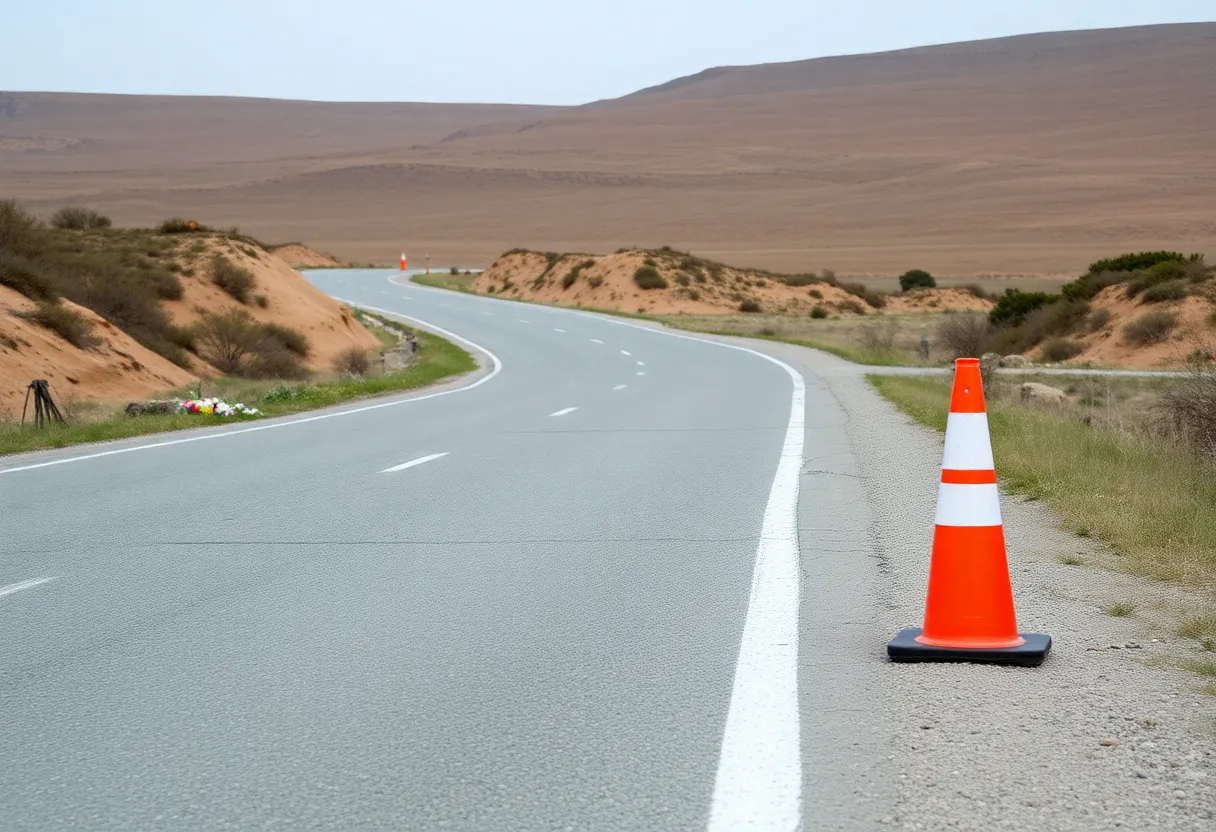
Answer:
211;255;256;303
989;289;1058;327
810;305;828;319
780;273;819;288
0;251;58;301
1123;310;1178;346
675;273;690;286
899;269;936;292
146;267;184;300
260;322;310;357
0;199;46;256
159;218;205;234
450;266;460;275
961;284;990;300
16;301;99;349
561;271;578;289
643;257;657;267
739;299;762;313
333;346;372;376
840;299;865;315
587;276;603;288
859;320;897;350
808;288;823;299
254;294;269;309
1140;279;1189;303
1039;337;1085;362
686;288;700;300
937;312;993;359
634;266;667;290
1160;355;1216;457
246;347;308;380
50;207;111;230
164;323;197;352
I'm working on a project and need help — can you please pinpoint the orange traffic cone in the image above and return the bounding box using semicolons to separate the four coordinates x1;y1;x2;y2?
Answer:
400;252;408;272
888;358;1051;666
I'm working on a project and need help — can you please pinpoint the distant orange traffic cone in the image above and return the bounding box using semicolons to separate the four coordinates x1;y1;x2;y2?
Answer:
888;358;1051;666
400;252;408;271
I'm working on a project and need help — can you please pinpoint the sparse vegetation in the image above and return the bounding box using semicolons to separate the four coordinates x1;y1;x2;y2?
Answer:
841;281;886;309
50;207;111;230
15;301;100;349
634;265;667;290
1106;602;1136;618
937;312;993;359
1140;279;1189;303
333;346;372;376
738;299;762;313
810;305;828;319
158;218;207;234
211;254;256;303
899;269;936;292
1160;354;1216;458
1123;310;1178;346
871;373;1216;590
989;288;1057;327
1039;337;1085;362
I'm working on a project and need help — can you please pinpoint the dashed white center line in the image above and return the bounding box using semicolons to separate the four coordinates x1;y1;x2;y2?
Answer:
554;328;567;333
636;371;646;376
401;296;413;300
518;319;531;324
620;350;632;356
613;385;627;391
0;577;56;600
381;452;449;473
637;361;645;366
548;407;578;417
480;311;495;316
591;339;605;345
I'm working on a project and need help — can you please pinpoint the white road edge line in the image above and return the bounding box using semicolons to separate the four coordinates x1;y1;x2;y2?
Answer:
548;407;578;417
0;576;57;599
381;452;448;473
591;338;605;345
554;328;567;333
613;385;627;391
0;305;503;476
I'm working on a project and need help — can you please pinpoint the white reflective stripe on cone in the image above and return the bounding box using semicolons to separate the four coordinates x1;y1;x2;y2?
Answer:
942;413;996;471
935;482;1003;527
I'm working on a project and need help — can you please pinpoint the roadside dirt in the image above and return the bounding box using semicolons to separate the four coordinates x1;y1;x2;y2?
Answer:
270;243;345;269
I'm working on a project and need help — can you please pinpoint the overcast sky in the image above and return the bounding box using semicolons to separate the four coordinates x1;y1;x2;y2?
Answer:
2;0;1211;104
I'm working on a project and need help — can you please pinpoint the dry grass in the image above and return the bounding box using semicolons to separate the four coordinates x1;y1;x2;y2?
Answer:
869;373;1216;590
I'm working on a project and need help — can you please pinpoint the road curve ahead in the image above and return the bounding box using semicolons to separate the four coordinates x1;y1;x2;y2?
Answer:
0;270;877;830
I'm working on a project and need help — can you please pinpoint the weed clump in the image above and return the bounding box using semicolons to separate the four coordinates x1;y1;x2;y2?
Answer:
634;266;667;290
1039;337;1085;362
50;207;112;230
899;269;936;292
16;301;100;349
1123;310;1178;346
211;255;256;303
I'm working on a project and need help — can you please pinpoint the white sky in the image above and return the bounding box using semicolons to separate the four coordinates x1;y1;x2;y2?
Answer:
1;0;1212;104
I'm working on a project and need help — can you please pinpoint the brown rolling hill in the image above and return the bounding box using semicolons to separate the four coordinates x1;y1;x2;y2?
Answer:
1;23;1213;276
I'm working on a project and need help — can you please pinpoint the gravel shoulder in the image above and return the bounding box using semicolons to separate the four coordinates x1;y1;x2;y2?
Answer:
723;335;1216;830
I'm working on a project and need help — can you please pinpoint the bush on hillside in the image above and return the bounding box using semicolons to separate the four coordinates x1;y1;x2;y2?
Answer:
1123;310;1178;346
634;266;667;290
194;309;310;377
1086;308;1113;333
1140;279;1189;303
0;250;58;301
260;322;310;357
1039;337;1085;363
937;312;992;359
989;288;1058;327
738;299;762;313
16;301;100;349
1061;270;1127;301
841;282;886;309
809;304;828;319
50;207;112;230
1085;251;1198;275
961;284;990;300
0;199;46;256
899;269;936;292
211;255;256;303
1160;355;1216;458
159;218;206;234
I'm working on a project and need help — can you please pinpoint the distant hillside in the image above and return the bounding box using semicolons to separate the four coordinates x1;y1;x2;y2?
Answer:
1;24;1213;275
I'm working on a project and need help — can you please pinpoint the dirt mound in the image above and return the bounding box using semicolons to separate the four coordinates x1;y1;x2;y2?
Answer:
474;249;992;317
0;286;196;416
270;243;344;269
1035;286;1215;369
1;236;380;413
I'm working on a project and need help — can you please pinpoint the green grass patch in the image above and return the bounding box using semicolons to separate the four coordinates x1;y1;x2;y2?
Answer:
1180;658;1216;678
868;373;1216;590
0;328;474;457
412;273;479;293
1106;602;1136;617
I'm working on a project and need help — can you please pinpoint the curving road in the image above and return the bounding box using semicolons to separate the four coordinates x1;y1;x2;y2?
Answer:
0;270;889;831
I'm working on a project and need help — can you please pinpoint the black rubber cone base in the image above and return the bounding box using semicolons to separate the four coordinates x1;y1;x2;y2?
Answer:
887;628;1051;667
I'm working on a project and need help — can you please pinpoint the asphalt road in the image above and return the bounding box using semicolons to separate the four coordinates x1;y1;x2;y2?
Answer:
0;270;894;831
